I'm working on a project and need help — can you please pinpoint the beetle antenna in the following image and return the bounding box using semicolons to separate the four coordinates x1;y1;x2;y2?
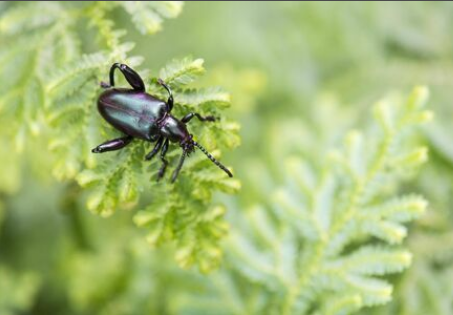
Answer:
171;152;186;183
193;141;233;177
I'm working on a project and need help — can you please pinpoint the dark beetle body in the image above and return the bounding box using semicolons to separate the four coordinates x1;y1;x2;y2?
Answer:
98;88;167;141
92;63;233;182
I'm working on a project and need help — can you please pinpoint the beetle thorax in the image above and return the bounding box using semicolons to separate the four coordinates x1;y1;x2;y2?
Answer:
159;115;193;150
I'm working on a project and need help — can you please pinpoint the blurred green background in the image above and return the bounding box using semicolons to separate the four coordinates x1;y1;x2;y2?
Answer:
1;1;453;314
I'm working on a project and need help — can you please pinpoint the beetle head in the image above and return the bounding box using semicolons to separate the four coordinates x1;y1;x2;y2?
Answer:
180;134;195;155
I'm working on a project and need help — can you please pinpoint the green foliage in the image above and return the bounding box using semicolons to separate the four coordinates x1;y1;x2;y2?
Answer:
363;123;453;315
117;1;183;35
0;1;239;273
1;2;449;315
0;0;183;158
168;87;431;314
75;57;240;272
0;266;40;315
363;229;453;315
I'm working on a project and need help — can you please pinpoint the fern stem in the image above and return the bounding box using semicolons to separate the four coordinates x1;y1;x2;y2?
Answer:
330;130;395;237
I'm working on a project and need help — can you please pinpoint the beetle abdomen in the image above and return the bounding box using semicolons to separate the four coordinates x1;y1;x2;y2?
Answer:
97;88;167;141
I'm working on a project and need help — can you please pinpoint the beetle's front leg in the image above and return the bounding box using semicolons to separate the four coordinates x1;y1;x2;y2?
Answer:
145;137;164;160
157;139;170;181
92;136;133;153
181;112;216;124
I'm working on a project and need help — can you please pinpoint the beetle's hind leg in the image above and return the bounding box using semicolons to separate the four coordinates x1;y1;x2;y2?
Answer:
156;139;169;181
157;79;174;112
92;136;133;153
109;63;145;91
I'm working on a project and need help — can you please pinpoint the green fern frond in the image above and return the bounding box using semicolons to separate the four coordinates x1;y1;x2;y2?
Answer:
286;88;429;312
76;142;144;216
85;2;122;50
361;195;427;223
46;52;107;101
117;1;183;35
326;246;412;276
0;2;62;35
176;87;430;314
364;229;453;315
0;1;141;156
176;87;231;110
76;57;240;271
0;1;240;272
157;57;205;86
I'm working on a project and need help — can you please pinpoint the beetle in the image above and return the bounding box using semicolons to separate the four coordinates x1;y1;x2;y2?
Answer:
92;63;233;182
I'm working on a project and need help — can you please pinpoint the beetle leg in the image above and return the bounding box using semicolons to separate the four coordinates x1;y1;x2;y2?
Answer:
157;139;169;181
109;63;145;91
157;78;174;112
171;151;186;183
91;136;133;153
145;137;164;160
181;112;216;124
